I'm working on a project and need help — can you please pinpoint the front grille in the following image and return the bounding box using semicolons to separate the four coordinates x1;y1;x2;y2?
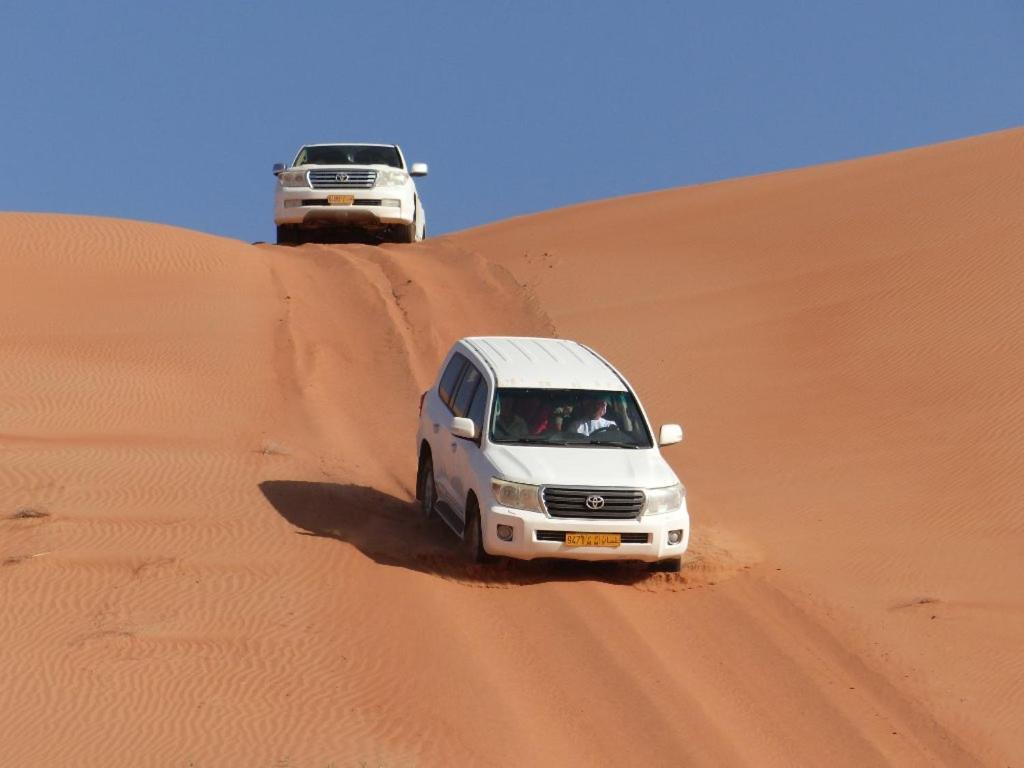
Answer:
536;531;650;544
308;168;377;189
542;487;645;519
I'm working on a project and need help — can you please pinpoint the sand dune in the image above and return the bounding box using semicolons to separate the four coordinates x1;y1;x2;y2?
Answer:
2;128;1022;766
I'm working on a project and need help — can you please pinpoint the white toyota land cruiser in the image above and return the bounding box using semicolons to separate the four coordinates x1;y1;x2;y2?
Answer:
416;337;690;572
273;143;427;245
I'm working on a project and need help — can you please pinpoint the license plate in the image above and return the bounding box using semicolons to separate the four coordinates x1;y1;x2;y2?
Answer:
564;533;620;548
327;195;354;205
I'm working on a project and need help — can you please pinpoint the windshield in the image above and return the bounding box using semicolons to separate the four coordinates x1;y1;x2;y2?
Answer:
295;145;402;168
490;388;653;448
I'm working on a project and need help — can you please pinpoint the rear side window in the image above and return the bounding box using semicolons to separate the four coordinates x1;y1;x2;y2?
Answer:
438;354;467;407
451;365;483;418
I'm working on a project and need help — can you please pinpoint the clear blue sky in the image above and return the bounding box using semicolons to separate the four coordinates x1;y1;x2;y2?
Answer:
2;1;1021;241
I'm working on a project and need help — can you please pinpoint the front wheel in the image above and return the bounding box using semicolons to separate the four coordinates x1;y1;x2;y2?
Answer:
463;496;495;564
650;557;682;573
276;225;303;245
393;221;416;244
419;455;436;519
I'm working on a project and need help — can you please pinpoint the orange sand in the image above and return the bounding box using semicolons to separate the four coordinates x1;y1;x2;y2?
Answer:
2;127;1022;766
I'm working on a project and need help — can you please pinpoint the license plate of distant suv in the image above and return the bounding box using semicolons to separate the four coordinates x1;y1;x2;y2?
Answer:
327;195;354;205
565;533;620;548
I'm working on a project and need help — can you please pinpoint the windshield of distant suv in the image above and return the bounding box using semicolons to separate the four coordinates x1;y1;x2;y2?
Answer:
294;145;402;168
490;388;653;448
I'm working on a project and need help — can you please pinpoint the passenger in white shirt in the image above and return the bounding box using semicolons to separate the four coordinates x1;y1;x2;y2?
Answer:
574;399;617;436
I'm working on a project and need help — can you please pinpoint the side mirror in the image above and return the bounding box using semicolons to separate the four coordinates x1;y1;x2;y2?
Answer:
658;424;684;446
410;162;429;177
272;162;285;175
450;416;476;440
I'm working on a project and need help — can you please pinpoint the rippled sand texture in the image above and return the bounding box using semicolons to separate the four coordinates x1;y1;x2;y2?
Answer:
2;127;1022;766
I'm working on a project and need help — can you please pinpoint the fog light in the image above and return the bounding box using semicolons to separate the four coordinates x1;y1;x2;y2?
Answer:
283;199;304;208
668;529;683;545
380;198;401;207
496;524;514;542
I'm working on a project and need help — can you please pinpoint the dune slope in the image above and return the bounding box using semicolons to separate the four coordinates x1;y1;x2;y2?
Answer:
453;126;1024;764
1;127;1021;766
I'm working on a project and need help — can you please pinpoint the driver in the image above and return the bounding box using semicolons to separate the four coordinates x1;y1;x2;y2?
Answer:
574;398;617;436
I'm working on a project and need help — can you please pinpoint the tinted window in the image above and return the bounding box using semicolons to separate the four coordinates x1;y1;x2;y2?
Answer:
295;145;402;168
438;354;467;407
490;388;653;448
451;365;483;418
467;378;489;433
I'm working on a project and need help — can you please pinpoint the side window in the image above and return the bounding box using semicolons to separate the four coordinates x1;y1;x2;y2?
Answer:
467;378;489;434
438;353;467;407
451;365;483;418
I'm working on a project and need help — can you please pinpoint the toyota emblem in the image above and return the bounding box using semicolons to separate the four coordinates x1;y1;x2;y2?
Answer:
585;495;606;510
335;172;349;182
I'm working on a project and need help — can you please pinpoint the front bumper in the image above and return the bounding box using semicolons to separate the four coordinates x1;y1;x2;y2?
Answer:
481;502;690;563
274;185;414;227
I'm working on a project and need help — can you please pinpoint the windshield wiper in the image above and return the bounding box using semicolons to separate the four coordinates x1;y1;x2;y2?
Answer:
585;440;640;449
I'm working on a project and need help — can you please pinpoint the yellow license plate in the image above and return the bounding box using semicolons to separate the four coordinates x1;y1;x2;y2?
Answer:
564;533;621;548
327;195;354;205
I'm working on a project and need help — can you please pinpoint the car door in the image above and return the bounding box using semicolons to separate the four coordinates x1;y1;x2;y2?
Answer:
445;365;488;524
429;353;469;508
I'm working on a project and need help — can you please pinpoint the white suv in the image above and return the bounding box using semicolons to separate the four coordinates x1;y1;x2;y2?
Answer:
273;143;427;245
416;337;690;571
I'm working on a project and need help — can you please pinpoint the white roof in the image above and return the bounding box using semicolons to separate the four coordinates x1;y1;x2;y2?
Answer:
463;337;626;391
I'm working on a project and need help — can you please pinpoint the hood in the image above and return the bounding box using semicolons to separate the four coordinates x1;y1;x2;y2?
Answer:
486;443;679;489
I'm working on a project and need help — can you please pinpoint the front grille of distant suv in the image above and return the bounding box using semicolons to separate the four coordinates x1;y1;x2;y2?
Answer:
308;168;378;189
541;487;645;519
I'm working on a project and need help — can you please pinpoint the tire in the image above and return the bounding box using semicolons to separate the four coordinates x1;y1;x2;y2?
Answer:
276;225;303;245
419;454;436;519
393;221;415;244
650;557;683;573
463;496;495;564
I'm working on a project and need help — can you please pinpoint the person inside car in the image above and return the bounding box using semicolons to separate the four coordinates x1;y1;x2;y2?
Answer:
573;398;618;436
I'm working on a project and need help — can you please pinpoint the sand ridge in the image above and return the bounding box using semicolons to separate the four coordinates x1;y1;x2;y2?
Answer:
2;127;1022;765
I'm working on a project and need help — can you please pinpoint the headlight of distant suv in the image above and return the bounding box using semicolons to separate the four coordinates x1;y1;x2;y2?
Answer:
491;478;543;513
644;483;685;515
279;170;309;187
377;168;409;187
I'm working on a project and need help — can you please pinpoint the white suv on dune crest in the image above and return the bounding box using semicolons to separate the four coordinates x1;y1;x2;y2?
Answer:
416;337;690;572
273;143;427;245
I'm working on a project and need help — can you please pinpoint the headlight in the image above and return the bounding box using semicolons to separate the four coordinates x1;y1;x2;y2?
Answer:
279;170;309;188
491;478;543;513
377;168;409;187
644;484;685;515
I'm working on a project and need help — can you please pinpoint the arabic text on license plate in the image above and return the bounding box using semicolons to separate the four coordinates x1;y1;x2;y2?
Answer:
327;195;354;205
564;533;621;548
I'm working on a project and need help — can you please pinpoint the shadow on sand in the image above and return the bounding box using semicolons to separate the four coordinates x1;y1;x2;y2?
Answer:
258;480;669;587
